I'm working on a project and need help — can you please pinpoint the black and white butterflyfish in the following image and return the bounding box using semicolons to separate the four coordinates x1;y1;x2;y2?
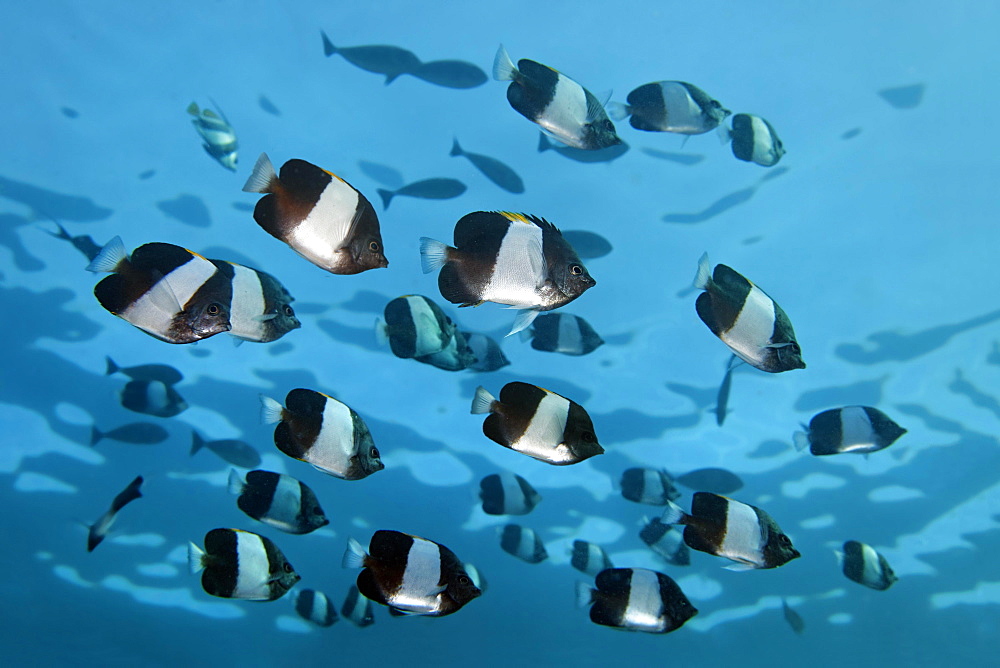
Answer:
794;406;907;456
188;528;300;601
260;388;384;481
342;530;481;617
119;379;187;418
87;237;231;344
498;524;548;564
208;259;300;343
525;312;604;356
576;568;698;634
464;332;510;371
571;540;613;576
620;468;681;505
638;517;690;566
729;113;785;167
492;45;621;150
187;101;238;171
479;472;542;515
242;153;388;275
413;328;477;372
376;294;458;359
661;492;800;570
420;211;596;336
471;382;604;465
840;540;898;591
295;589;339;627
227;469;329;535
693;253;805;373
607;81;730;134
87;475;143;552
341;584;376;627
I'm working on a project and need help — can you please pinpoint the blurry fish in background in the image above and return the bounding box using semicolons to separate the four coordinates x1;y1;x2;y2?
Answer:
90;422;169;447
693;253;805;372
295;589;338;627
320;31;421;84
949;369;1000;419
841;127;862;140
471;382;604;465
988;341;1000;365
156;194;211;228
190;431;261;468
120;379;187;418
714;355;738;425
571;540;613;576
420;211;596;336
620;468;680;505
661;492;800;570
342;530;481;616
257;94;280;116
608;81;730;134
493;45;621;150
87;237;231;344
105;357;183;385
638;518;690;566
260;388;384;480
537;132;630;163
228;469;329;534
413;328;476;371
61;106;79;118
526;313;604;356
87;475;143;552
463;562;487;594
559;230;612;260
499;524;547;564
877;83;925;110
138;169;156;180
840;540;898;590
450;138;524;193
674;468;743;495
357;160;404;189
728;113;785;167
412;60;488;89
43;220;103;261
208;259;300;343
782;598;805;635
577;568;697;634
465;332;510;371
377;178;467;210
640;147;705;165
242;153;388;275
794;406;907;456
341;584;375;627
479;472;542;515
187;101;238;171
376;294;457;359
188;528;299;601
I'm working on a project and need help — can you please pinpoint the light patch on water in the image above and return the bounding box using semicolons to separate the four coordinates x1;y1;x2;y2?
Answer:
350;516;372;529
781;472;846;499
309;526;338;540
54;565;93;588
110;532;166;547
14;472;77;494
390;448;473;486
674;573;724;601
165;544;188;565
799;514;836;529
275;614;313;634
0;405;101;472
100;574;245;619
868;485;924;502
828;612;853;625
36;551;53;561
136;562;179;578
605;548;665;572
930;581;1000;609
686;594;784;632
166;470;228;486
54;401;92;426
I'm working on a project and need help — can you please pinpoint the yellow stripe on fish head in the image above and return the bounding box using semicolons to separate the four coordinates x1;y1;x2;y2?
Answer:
498;211;534;225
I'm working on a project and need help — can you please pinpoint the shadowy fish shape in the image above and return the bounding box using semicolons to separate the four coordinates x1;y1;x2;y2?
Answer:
840;540;898;590
87;475;143;552
320;31;420;84
639;518;690;566
714;356;737;425
376;294;457;359
105;356;182;385
243;153;387;275
794;406;906;456
228;469;328;535
44;220;103;261
190;431;261;468
560;230;612;259
90;422;169;447
450;138;524;193
377;178;466;210
782;598;805;635
729;113;785;167
479;472;541;515
208;259;300;343
577;568;697;634
188;528;299;601
499;524;547;563
465;332;510;371
674;467;744;495
527;313;604;356
571;540;613;577
608;81;730;134
620;468;680;505
413;328;476;371
537;132;629;162
412;60;488;89
295;589;339;627
120;380;187;418
187;101;238;171
341;584;375;627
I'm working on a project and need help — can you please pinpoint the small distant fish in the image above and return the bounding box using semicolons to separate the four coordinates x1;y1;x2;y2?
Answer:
499;524;547;564
342;530;481;616
989;341;1000;366
609;81;730;134
526;313;604;356
105;357;183;385
260;388;384;481
576;568;697;634
877;83;925;110
638;518;690;566
413;328;476;371
190;431;261;469
693;253;805;373
571;540;613;576
87;237;231;344
639;147;705;165
87;475;143;552
620;468;680;505
661;493;800;570
208;259;300;343
320;31;421;84
782;598;805;635
242;153;388;275
376;178;467;210
450;138;524;193
559;230;612;260
841;540;898;591
794;407;907;456
61;106;79;119
537;132;630;163
714;356;737;425
471;382;604;465
119;380;187;418
44;221;103;261
341;584;375;627
90;423;169;447
228;469;329;535
420;211;596;336
729;113;785;167
674;468;744;495
465;332;510;371
479;472;542;515
411;60;488;89
187;101;238;171
295;589;339;627
138;169;156;180
376;295;458;359
188;528;300;601
258;95;281;116
493;45;621;150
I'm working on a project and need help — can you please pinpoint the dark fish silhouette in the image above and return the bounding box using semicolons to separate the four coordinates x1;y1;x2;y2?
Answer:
258;95;281;116
640;148;705;165
674;467;743;495
90;423;169;447
377;178;466;209
320;31;420;84
412;60;487;89
782;598;805;635
43;221;103;261
450;139;524;193
560;230;612;259
878;83;925;109
87;476;143;552
190;431;262;469
714;355;738;425
105;357;183;385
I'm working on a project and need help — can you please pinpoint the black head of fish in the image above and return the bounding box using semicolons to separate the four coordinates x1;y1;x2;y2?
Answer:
447;568;483;607
271;556;302;595
772;340;806;372
344;421;384;480
762;530;800;568
172;300;231;343
267;302;302;340
547;252;596;304
581;117;623;151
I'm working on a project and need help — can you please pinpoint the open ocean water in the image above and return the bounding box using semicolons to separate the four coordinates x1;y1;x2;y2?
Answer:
2;2;998;666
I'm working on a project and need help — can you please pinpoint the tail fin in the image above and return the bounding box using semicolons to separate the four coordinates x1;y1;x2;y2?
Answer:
537;132;551;153
692;252;711;290
377;188;394;210
105;356;120;377
190;431;205;456
188;542;207;574
374;318;389;347
660;499;688;525
89;426;103;447
227;469;245;495
492;44;517;81
259;395;285;425
450;138;463;157
470;386;497;414
320;31;337;56
419;237;450;274
792;430;810;452
575;581;595;608
242;153;277;194
606;101;630;121
86;236;127;274
342;537;368;569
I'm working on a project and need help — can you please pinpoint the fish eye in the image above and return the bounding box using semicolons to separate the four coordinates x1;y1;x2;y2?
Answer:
779;535;791;546
368;240;380;253
283;305;295;317
282;562;294;573
459;576;471;586
570;265;583;276
207;303;221;316
370;446;380;459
